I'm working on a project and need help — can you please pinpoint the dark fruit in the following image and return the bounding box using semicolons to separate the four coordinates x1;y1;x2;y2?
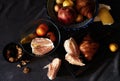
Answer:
58;7;76;25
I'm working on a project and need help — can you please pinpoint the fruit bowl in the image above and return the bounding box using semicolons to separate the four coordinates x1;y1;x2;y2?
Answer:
19;19;61;57
47;0;98;30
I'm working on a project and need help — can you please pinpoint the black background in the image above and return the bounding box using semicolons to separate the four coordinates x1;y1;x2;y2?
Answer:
0;0;120;81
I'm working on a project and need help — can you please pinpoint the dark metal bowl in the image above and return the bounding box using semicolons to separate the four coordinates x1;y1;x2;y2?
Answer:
19;19;61;57
2;42;24;63
47;0;99;30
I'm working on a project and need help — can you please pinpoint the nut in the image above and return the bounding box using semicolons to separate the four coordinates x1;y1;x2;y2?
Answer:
9;57;14;62
23;67;30;74
17;64;22;68
21;60;27;66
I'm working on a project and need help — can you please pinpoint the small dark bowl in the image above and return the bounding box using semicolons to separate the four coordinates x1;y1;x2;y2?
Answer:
47;0;98;30
20;19;61;57
2;42;24;63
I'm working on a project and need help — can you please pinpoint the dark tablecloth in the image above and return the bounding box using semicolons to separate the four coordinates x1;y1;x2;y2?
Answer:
0;0;120;81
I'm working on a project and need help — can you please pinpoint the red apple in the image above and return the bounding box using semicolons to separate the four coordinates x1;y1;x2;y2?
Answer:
57;7;76;25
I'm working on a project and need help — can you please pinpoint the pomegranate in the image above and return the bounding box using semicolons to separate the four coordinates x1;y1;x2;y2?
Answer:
57;7;76;25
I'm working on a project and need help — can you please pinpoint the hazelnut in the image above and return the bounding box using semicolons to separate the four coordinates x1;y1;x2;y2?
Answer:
9;57;14;62
23;67;30;74
21;60;27;66
17;64;22;68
